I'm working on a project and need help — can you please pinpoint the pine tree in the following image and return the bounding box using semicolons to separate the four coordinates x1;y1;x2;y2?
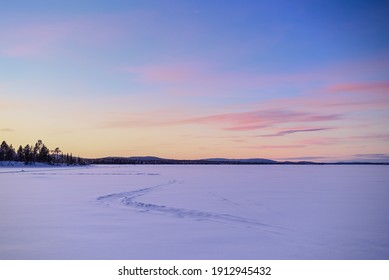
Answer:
17;145;24;162
52;147;61;165
23;144;32;164
0;140;81;165
33;140;43;162
6;144;15;161
0;141;9;161
40;144;50;163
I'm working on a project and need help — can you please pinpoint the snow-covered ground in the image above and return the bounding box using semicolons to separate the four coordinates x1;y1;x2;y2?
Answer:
0;164;388;259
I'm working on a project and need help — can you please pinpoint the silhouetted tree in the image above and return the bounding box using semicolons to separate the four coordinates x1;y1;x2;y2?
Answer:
23;144;33;164
6;144;15;161
39;144;50;163
17;145;24;162
0;139;81;165
0;141;9;161
52;147;61;165
33;140;43;162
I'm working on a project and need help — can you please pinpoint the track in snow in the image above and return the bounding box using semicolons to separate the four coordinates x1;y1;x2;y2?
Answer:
96;180;278;231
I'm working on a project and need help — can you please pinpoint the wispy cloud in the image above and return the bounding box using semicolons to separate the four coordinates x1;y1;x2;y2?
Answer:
122;55;389;101
259;127;333;137
324;81;389;94
105;109;342;132
316;80;389;109
245;145;306;149
176;110;341;131
0;128;13;132
252;80;389;113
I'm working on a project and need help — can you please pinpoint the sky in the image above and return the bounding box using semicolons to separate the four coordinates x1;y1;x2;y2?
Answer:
1;0;389;161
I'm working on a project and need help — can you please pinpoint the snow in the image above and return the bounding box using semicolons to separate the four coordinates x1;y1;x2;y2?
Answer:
0;164;388;259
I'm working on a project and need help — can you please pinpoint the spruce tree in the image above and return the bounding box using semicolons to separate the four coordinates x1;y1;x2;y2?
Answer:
0;141;9;161
6;144;15;161
40;144;50;163
23;145;32;164
17;145;24;162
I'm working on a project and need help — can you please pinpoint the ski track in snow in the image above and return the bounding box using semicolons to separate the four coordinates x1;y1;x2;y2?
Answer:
96;180;279;232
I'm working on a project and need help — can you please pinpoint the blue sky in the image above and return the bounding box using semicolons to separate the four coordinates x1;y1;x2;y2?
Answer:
1;0;388;160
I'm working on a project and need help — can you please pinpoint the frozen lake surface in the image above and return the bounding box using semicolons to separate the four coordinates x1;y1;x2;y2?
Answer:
1;164;388;259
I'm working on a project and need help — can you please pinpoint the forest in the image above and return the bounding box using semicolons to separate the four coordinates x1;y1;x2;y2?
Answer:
0;139;85;165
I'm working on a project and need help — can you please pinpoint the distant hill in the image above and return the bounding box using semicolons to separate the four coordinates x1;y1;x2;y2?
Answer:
87;156;389;165
204;158;277;164
89;156;278;165
128;156;163;160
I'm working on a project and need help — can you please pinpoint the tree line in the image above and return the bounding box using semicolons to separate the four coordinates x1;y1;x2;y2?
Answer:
0;139;86;165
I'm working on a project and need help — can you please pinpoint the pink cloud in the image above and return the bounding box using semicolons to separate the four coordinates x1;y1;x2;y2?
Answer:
121;55;389;102
176;109;341;131
246;145;306;149
249;79;389;114
107;58;388;138
223;124;271;131
313;56;389;82
104;108;341;132
325;81;389;94
124;64;314;96
314;81;389;110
